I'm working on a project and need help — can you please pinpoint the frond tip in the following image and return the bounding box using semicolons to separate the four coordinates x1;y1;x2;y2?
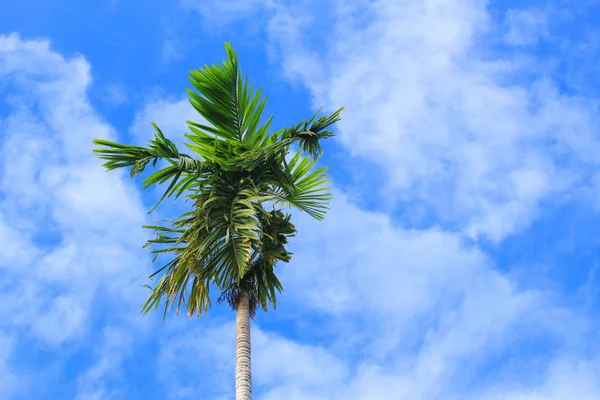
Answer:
286;107;345;159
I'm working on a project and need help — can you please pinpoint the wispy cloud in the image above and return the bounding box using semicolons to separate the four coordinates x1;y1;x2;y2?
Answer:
129;96;200;147
168;0;600;398
3;0;600;398
504;8;548;46
180;0;276;27
0;33;153;397
263;0;600;241
99;83;128;107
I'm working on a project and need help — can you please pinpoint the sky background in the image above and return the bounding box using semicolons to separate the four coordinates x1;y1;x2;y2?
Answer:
2;0;600;399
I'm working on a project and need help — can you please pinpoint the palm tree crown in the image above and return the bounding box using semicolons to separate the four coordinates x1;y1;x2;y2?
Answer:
92;42;343;319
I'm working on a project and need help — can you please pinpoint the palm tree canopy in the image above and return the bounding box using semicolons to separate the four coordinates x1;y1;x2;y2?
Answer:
92;42;343;318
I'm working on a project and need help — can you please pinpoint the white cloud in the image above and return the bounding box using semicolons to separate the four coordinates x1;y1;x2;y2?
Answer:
166;1;600;398
161;39;180;63
161;27;183;63
180;0;275;26
0;211;36;266
145;179;598;399
269;194;591;399
264;0;600;241
480;357;600;400
100;83;128;107
75;326;135;400
157;322;236;399
252;328;349;392
157;320;349;400
0;332;16;398
505;9;547;46
4;0;600;397
0;32;153;392
129;96;202;149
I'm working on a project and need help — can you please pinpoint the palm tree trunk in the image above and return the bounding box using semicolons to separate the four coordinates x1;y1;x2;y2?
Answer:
236;290;252;399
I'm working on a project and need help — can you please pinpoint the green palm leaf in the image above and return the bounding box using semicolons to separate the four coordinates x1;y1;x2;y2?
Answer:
92;42;343;320
186;42;272;145
262;151;332;220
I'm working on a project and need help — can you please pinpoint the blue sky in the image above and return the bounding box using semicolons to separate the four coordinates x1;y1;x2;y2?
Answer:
2;0;600;399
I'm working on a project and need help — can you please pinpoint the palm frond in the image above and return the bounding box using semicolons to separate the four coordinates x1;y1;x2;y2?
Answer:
285;107;345;159
218;209;295;316
262;151;332;220
93;41;344;320
186;42;271;145
93;123;206;212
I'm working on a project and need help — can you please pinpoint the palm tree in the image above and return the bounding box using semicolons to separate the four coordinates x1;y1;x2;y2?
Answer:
92;43;343;400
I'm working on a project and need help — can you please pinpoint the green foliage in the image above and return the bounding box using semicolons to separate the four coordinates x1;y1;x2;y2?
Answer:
92;42;343;318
